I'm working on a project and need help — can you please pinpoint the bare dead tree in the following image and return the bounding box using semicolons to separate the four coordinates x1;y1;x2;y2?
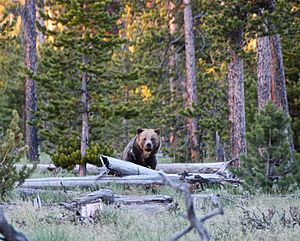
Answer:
158;171;224;241
0;209;29;241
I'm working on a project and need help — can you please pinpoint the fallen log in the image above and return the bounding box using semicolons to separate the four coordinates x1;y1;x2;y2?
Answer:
19;172;239;190
157;162;225;174
100;155;231;176
14;160;228;175
14;163;105;175
61;189;175;216
62;189;115;210
100;155;158;175
61;189;173;209
114;194;173;205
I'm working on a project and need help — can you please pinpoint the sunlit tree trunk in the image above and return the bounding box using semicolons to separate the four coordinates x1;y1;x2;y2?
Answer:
228;27;246;166
22;0;39;162
183;0;200;162
168;0;178;157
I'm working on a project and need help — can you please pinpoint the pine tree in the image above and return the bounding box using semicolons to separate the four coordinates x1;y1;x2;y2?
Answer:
0;110;33;198
234;102;299;193
36;0;120;172
0;4;24;132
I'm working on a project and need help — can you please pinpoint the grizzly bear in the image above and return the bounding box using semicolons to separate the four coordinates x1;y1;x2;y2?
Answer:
122;128;161;169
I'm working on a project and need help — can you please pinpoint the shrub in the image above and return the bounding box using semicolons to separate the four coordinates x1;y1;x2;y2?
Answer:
233;102;300;193
0;110;34;198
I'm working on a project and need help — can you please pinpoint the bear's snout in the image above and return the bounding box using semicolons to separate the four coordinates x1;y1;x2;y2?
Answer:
145;142;153;151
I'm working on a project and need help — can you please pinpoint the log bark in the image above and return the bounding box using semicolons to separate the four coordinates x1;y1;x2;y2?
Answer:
158;162;225;174
62;189;115;210
62;189;173;210
19;173;239;190
100;155;159;175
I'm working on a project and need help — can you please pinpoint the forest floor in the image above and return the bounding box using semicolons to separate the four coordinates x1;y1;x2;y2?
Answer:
2;154;300;241
2;181;300;241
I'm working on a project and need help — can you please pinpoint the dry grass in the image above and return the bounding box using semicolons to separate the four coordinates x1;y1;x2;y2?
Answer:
2;189;300;241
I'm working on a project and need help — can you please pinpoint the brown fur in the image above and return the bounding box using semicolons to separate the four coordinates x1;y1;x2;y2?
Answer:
122;128;161;169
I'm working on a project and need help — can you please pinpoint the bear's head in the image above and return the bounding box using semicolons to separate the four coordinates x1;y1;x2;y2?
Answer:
136;128;161;153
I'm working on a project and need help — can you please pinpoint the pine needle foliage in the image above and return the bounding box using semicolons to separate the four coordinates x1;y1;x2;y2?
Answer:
233;102;300;193
0;8;24;130
36;0;120;169
0;110;33;198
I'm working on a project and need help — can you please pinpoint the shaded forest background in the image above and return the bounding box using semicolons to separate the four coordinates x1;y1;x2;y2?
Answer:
0;0;299;171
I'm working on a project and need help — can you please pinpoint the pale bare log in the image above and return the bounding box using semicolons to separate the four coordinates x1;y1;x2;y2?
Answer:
14;163;105;175
100;155;159;175
19;172;239;190
157;162;224;174
62;189;115;210
14;161;228;175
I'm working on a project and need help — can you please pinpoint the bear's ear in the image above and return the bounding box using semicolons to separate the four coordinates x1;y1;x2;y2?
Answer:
154;129;160;135
136;128;144;135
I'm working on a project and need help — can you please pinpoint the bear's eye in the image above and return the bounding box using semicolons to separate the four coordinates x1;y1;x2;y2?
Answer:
143;138;147;141
150;138;154;142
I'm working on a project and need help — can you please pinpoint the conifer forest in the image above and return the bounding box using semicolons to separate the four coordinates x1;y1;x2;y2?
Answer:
0;1;300;241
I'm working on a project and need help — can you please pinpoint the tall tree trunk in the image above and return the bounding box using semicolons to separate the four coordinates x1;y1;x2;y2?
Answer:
257;36;271;111
120;19;129;146
36;0;45;46
215;131;225;162
228;27;246;166
80;53;88;176
22;0;39;162
79;18;88;176
168;0;178;157
255;0;295;159
269;34;295;157
183;0;200;162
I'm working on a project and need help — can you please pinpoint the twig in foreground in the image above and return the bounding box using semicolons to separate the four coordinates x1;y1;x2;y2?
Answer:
158;171;224;241
0;209;29;241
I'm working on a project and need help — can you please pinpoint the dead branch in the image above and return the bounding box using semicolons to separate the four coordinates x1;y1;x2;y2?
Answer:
158;171;224;241
0;209;29;241
61;189;115;210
